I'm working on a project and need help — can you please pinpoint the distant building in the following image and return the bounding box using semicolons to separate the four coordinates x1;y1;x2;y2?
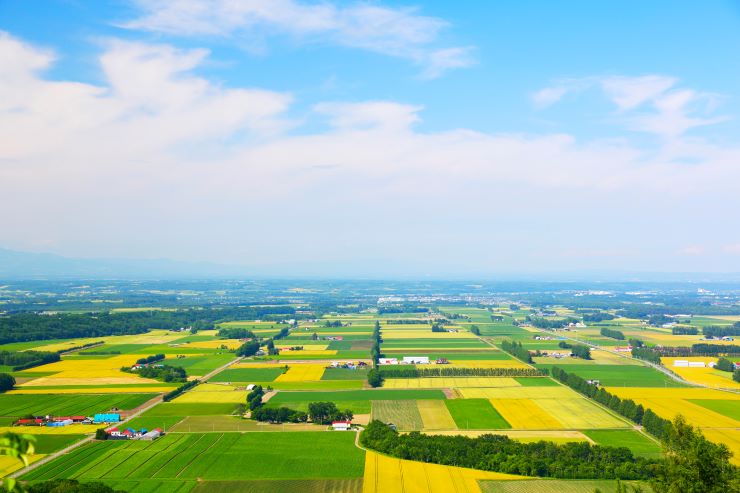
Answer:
378;358;398;365
332;421;352;431
402;356;429;364
94;413;121;424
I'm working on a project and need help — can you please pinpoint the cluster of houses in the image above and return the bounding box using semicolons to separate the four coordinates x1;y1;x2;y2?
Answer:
108;427;163;440
329;361;368;369
700;336;735;342
378;356;448;365
14;413;122;428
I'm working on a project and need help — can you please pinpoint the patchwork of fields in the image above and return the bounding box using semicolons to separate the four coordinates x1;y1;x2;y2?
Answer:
1;305;737;491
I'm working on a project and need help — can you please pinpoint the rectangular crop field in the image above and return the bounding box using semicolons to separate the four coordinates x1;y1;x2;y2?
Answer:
383;377;520;389
0;394;155;417
208;368;285;383
275;364;326;382
416;400;457;430
535;364;684;387
480;479;653;493
445;399;510;429
23;432;365;482
371;400;423;430
489;399;563;429
582;430;662;459
268;389;446;405
689;399;740;420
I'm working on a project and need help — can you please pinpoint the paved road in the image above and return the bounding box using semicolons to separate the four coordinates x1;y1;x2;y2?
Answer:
10;356;243;479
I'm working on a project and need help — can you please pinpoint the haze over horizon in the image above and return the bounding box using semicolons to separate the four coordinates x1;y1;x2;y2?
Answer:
2;1;740;277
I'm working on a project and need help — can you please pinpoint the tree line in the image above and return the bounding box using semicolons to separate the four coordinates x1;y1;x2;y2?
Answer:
162;379;199;402
558;341;592;359
600;328;625;340
500;340;533;363
360;420;660;479
378;367;546;378
0;350;60;371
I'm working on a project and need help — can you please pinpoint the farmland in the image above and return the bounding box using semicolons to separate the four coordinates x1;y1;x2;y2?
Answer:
1;283;738;492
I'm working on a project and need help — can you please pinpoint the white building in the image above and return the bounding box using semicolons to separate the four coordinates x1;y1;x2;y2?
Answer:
378;358;398;365
402;356;430;364
332;421;352;431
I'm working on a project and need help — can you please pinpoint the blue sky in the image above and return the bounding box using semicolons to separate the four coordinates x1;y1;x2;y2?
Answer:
1;1;739;277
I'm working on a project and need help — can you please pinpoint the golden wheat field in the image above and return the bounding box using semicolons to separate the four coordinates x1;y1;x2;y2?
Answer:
0;425;100;435
186;339;243;350
417;400;457;430
700;429;740;465
533;398;628;429
607;388;740;400
172;383;248;403
623;397;738;429
459;386;574;399
362;450;525;493
276;344;328;351
662;357;740;389
17;355;160;387
274;364;326;382
384;378;520;389
0;455;44;477
490;399;563;429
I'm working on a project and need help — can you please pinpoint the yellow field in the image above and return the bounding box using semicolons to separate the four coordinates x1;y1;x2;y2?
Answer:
624;398;738;429
0;425;99;435
417;400;457;430
275;364;326;382
662;357;740;389
701;429;740;465
363;450;525;493
608;387;740;400
173;384;247;403
534;398;628;429
185;339;243;350
490;399;563;429
0;454;44;476
384;378;520;389
590;350;639;365
445;360;530;369
17;355;160;387
459;386;574;399
380;330;478;339
276;344;328;351
7;386;176;394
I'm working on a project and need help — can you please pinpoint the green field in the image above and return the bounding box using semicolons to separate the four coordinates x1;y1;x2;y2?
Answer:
209;367;285;383
445;399;511;429
583;430;663;459
141;403;239;417
167;354;235;375
188;479;362;493
268;389;445;405
33;434;87;454
371;400;423;430
689;399;740;421
320;368;369;380
535;364;685;387
0;394;155;417
23;432;365;482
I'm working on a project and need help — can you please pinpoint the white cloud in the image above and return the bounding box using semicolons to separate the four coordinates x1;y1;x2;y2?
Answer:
1;32;739;272
533;75;727;137
122;0;474;78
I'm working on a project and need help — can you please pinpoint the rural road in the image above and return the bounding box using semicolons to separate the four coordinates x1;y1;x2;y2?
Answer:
10;355;243;479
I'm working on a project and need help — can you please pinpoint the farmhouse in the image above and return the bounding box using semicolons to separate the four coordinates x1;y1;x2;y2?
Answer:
94;413;121;424
402;356;430;364
378;358;399;365
331;421;352;431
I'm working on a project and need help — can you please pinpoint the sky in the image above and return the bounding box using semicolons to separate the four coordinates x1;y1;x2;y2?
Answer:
1;0;740;277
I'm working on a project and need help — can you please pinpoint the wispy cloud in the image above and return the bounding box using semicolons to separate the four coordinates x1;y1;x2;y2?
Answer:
122;0;475;78
533;75;728;137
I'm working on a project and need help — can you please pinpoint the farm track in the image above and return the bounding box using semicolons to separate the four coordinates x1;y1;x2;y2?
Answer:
11;355;243;479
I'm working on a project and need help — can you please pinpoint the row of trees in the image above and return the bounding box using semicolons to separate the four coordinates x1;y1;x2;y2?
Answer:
558;341;592;359
162;379;199;402
600;328;625;340
217;327;256;339
671;326;698;335
0;373;15;392
0;350;60;371
378;367;546;378
135;354;164;365
360;420;660;479
651;344;739;357
582;312;616;322
500;340;533;363
251;401;352;425
527;316;578;329
703;324;740;338
631;347;661;364
124;364;186;383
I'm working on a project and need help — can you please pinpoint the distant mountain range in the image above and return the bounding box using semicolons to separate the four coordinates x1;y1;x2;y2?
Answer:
0;248;249;279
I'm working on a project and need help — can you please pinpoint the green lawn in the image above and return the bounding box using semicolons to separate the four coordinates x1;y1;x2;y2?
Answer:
535;364;685;387
689;399;740;421
209;367;285;383
583;430;662;459
445;399;511;429
23;432;365;482
0;394;155;417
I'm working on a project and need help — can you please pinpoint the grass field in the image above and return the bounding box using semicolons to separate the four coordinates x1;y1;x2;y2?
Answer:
23;432;365;482
535;364;684;387
371;400;424;431
268;389;446;405
583;430;662;459
209;368;285;383
363;450;524;493
142;402;238;416
0;393;154;417
445;399;511;429
321;368;369;380
689;399;740;420
188;479;362;493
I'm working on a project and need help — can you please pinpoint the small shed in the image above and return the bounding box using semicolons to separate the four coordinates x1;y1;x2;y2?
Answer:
331;421;352;431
